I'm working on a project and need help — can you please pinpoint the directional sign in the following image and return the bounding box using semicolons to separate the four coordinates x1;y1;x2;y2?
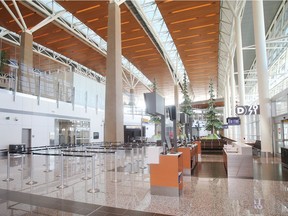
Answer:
235;105;260;115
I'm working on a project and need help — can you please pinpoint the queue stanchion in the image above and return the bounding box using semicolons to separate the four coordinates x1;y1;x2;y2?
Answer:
3;152;14;182
18;153;24;171
43;151;52;173
82;151;91;180
57;152;68;189
88;155;100;193
139;146;147;169
112;151;121;183
26;152;37;185
130;148;137;174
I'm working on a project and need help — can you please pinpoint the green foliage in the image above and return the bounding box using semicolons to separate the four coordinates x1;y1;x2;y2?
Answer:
180;74;193;116
205;79;223;134
0;51;7;72
149;115;161;125
152;78;157;92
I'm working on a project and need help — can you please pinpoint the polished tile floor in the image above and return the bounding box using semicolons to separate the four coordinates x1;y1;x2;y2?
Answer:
0;149;287;216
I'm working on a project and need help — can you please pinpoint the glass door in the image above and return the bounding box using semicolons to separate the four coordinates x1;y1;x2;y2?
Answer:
275;120;288;154
283;119;288;147
274;123;283;154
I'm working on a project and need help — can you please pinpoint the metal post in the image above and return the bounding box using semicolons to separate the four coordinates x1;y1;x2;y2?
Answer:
44;148;52;172
82;151;91;180
13;69;17;101
57;81;60;108
43;155;52;173
130;148;137;174
112;151;121;183
37;75;40;105
72;86;75;111
18;153;24;171
139;146;146;169
57;152;68;189
88;155;100;193
26;152;37;185
3;152;14;182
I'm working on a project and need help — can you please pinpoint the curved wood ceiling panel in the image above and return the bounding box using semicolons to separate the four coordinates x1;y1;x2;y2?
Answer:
157;1;220;101
0;2;107;75
0;0;221;104
57;1;175;99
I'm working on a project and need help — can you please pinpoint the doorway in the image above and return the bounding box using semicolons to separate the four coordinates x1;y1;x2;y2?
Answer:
274;119;288;155
22;128;31;149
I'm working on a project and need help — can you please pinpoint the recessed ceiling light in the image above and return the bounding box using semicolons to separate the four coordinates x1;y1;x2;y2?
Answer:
189;24;214;31
75;5;100;14
177;34;199;40
122;36;144;42
171;3;212;14
171;17;197;25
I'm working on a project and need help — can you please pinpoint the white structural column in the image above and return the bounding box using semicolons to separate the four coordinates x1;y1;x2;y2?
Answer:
174;84;178;144
19;31;33;92
224;86;228;137
226;75;231;138
235;15;246;141
104;1;124;143
252;0;272;153
230;54;237;140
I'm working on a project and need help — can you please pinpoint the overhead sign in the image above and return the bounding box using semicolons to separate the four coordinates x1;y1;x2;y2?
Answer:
227;117;241;125
235;105;260;115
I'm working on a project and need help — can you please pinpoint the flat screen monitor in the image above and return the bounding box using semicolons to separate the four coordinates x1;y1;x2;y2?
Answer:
167;106;176;120
165;135;172;150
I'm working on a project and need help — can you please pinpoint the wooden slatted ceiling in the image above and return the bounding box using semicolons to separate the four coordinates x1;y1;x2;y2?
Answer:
0;2;107;75
157;1;220;101
0;40;69;72
57;1;175;99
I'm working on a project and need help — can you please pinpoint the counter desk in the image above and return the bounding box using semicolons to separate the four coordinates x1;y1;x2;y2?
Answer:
223;142;253;178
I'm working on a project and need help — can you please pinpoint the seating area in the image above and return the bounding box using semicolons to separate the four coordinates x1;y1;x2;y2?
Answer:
200;139;226;153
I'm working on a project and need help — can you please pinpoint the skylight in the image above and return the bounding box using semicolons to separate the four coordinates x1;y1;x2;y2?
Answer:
36;0;152;88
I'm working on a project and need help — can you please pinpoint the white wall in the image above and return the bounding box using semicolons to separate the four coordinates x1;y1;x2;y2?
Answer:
123;114;155;139
0;73;106;149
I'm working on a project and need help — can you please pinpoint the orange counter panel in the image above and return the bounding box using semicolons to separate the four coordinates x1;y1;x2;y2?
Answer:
149;153;183;190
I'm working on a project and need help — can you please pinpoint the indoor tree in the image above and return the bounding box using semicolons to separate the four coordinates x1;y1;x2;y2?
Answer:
148;78;161;125
180;73;193;116
180;73;193;141
205;79;223;137
0;51;7;73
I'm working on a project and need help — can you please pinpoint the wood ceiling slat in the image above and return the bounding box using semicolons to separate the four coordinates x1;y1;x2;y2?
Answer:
157;1;220;101
58;1;175;99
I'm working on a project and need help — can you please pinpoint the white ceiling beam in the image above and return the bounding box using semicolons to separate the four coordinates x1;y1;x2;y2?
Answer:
30;10;65;33
0;0;24;31
12;0;27;31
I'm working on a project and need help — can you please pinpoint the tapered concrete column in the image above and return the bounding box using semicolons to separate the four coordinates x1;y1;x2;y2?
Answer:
226;75;231;138
230;54;237;140
235;16;246;141
174;84;179;110
104;2;124;143
19;31;33;92
252;0;272;153
174;84;179;142
224;86;228;137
